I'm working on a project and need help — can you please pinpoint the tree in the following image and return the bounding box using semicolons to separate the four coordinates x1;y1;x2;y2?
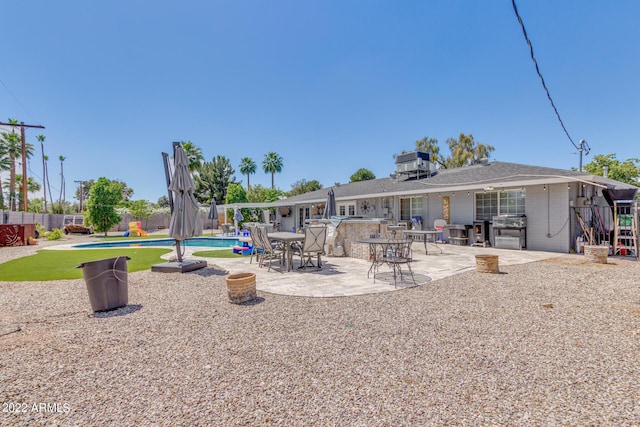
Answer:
414;136;445;168
239;157;257;191
181;141;205;172
58;155;66;212
43;154;54;211
156;195;170;209
194;155;236;204
445;133;494;168
247;184;283;203
85;177;124;236
583;154;640;187
349;168;376;182
128;199;154;229
36;135;48;212
225;182;249;225
262;152;283;189
1;120;35;210
0;139;10;209
288;179;323;196
6;175;41;210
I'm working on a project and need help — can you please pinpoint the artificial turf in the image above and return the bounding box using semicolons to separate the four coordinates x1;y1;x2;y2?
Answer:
0;248;172;282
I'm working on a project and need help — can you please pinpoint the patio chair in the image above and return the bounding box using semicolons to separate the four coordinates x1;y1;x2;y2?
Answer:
255;226;285;272
434;219;447;243
246;225;262;264
296;225;327;269
221;223;236;237
384;238;416;287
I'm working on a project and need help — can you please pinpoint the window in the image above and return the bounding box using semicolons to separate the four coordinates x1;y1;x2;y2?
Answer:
338;202;355;216
400;197;423;221
475;189;525;220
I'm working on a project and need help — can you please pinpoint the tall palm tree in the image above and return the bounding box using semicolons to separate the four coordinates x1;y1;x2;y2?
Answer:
239;157;257;191
262;152;283;190
0;142;10;209
43;154;54;210
58;155;66;212
181;141;205;172
36;135;47;211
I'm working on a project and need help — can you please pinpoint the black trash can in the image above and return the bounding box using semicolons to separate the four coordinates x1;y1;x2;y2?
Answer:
77;256;130;312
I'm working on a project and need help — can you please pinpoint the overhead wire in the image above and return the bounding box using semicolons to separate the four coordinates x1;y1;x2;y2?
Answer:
511;0;579;151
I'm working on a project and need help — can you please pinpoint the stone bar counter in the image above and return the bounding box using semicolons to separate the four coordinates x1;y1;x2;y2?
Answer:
336;218;393;260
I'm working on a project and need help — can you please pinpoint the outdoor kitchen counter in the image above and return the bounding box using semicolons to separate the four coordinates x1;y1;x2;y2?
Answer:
336;218;394;260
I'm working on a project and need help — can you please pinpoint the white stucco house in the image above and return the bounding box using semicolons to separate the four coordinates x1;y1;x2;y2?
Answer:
226;153;638;254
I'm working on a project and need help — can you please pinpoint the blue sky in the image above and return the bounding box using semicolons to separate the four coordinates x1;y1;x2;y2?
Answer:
2;1;638;203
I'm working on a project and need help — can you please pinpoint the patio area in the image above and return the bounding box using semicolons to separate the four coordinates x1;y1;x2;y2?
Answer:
171;242;563;297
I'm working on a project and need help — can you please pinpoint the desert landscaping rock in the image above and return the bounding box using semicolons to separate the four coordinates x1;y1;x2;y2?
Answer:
1;235;639;425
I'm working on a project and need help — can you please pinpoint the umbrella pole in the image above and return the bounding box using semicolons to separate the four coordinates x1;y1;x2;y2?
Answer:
175;239;183;263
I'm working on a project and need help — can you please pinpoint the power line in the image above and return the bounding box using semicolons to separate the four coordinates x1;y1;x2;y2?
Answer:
511;0;579;151
0;78;41;125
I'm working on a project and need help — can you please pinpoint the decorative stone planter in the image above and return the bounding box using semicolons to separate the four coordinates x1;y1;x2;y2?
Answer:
475;254;499;273
226;273;257;304
584;245;608;264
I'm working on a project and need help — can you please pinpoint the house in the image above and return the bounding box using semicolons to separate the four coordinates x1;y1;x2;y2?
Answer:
250;154;637;254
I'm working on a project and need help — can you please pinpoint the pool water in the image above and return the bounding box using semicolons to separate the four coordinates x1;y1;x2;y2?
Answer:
74;237;242;249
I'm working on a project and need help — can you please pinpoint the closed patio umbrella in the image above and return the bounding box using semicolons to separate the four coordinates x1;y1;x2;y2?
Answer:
208;198;218;236
323;188;337;219
168;143;203;262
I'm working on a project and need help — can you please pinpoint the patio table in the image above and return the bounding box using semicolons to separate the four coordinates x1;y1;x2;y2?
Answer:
402;230;443;254
268;232;305;272
357;237;407;280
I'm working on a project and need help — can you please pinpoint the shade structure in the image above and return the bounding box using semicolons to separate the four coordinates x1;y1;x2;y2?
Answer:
168;143;203;262
322;188;337;219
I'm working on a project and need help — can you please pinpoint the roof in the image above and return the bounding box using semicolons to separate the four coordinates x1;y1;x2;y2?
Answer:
281;161;637;205
222;161;637;209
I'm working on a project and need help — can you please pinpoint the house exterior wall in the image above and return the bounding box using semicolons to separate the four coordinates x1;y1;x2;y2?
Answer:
524;184;570;252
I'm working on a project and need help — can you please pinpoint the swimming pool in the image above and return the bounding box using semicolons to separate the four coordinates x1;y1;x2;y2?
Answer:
74;237;242;249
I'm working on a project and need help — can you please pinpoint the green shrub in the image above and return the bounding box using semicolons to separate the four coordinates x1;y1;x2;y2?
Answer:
35;224;46;238
45;228;65;241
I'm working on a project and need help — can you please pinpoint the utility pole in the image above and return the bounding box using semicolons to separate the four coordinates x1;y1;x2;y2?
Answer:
74;180;85;212
0;121;46;211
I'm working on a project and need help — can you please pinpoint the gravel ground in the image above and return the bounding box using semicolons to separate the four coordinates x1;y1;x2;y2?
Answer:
1;236;640;426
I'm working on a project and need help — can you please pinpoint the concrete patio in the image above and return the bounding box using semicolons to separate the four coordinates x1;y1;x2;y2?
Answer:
175;242;564;297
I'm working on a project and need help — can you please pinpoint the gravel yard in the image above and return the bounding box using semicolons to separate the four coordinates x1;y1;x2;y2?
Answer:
1;237;640;425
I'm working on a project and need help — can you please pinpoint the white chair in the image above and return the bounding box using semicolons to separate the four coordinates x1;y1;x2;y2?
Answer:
434;219;447;243
296;226;327;269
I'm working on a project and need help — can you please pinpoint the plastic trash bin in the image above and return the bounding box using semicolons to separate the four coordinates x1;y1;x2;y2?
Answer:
77;256;130;312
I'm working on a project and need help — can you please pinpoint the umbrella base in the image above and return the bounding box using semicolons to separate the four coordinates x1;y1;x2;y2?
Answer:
151;259;208;273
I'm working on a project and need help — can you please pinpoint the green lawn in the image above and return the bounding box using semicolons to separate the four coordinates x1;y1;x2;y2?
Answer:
0;248;172;282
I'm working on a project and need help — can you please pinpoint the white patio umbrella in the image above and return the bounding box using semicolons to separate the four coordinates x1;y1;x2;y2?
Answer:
168;143;203;262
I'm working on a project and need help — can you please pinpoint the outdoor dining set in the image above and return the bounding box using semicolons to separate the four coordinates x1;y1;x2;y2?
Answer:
234;221;444;288
242;224;328;273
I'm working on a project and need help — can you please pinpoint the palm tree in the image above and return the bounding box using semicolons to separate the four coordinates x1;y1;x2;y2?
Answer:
262;152;283;190
0;142;10;209
7;174;41;210
43;154;54;210
36;135;47;212
58;155;66;213
181;141;205;172
239;157;257;191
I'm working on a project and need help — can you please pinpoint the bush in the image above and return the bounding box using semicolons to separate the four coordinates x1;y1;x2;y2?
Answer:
44;228;65;241
35;224;46;238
